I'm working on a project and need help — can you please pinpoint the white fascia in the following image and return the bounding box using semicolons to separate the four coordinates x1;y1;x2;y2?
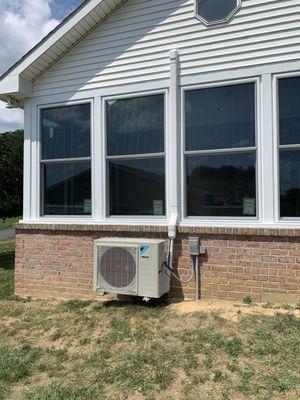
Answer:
0;75;32;108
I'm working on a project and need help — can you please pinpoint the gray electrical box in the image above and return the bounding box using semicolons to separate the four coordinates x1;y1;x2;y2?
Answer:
188;237;200;256
188;237;206;256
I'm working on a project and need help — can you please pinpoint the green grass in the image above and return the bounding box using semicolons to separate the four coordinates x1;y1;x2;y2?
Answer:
0;240;299;399
0;217;20;231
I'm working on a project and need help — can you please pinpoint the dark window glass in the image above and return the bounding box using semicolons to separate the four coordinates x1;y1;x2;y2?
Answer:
42;104;90;160
280;151;300;217
43;162;91;216
186;153;256;217
279;77;300;146
109;158;165;216
106;95;164;156
197;0;238;23
185;84;255;151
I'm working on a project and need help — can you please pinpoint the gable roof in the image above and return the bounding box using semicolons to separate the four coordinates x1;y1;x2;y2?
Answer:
0;0;127;105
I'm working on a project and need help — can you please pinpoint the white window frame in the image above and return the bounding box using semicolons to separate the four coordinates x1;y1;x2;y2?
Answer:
194;0;242;27
181;77;262;225
37;98;94;220
23;62;300;228
102;89;169;223
273;71;300;223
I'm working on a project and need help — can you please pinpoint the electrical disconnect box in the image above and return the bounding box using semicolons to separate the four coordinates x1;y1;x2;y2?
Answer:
188;237;200;256
188;237;206;256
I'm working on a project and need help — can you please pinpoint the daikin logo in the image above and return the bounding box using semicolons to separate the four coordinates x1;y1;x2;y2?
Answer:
140;245;150;258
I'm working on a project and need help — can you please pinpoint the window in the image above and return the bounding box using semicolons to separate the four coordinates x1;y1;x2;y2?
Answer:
106;94;165;216
278;77;300;218
196;0;241;26
185;83;257;217
41;103;91;216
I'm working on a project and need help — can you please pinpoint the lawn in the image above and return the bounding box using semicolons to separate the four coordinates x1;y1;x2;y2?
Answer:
0;240;299;400
0;217;20;231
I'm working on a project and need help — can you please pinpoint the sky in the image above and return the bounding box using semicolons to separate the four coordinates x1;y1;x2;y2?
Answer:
0;0;85;133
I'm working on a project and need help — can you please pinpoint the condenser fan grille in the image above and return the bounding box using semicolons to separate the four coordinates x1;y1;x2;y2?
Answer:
99;247;136;288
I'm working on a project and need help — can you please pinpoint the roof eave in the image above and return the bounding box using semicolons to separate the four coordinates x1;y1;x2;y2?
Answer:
0;0;125;104
0;75;32;108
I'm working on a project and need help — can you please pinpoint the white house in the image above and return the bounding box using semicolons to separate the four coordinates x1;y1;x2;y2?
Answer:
1;0;300;302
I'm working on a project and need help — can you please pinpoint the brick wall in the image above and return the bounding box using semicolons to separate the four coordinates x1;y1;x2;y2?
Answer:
14;224;300;303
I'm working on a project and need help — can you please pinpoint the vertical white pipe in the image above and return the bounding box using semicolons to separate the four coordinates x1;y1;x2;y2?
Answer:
168;49;180;237
195;256;199;301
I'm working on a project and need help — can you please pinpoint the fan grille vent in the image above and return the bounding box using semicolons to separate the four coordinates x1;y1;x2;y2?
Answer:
99;247;136;288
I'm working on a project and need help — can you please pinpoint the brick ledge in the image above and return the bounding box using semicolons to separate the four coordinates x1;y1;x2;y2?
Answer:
14;223;300;238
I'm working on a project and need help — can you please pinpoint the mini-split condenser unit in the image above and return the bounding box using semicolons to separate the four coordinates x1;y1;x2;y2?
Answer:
94;238;170;299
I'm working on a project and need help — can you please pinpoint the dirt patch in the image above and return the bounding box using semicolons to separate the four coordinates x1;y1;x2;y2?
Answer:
171;299;300;321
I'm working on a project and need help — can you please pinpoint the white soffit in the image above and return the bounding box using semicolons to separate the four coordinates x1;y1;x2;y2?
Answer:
0;0;126;100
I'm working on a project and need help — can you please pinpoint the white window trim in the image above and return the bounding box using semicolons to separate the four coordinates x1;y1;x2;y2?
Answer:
37;98;94;220
180;77;262;226
273;71;300;224
21;64;300;228
102;89;169;223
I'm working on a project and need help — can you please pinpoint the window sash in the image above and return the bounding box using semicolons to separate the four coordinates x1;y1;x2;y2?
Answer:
106;153;165;161
41;160;92;217
183;82;257;219
41;103;91;160
41;157;91;164
185;151;257;218
108;157;166;216
105;94;166;217
184;147;256;157
277;76;300;220
40;103;92;217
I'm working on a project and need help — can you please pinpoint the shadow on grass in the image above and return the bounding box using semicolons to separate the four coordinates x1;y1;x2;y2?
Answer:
101;296;169;309
0;250;14;271
0;240;15;298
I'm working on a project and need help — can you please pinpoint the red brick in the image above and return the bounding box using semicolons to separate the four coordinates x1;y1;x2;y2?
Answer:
14;226;300;301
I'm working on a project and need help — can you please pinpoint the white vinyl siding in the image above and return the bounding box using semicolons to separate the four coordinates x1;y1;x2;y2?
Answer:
32;0;300;97
20;0;300;227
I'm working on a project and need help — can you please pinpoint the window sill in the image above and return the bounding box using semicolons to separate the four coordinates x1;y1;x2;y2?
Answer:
16;220;300;237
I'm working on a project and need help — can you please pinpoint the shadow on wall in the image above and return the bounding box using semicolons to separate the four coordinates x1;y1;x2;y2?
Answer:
33;0;189;98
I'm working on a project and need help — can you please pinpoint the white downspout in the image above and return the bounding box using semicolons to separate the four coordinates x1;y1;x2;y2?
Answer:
168;49;180;240
167;49;180;274
167;50;201;301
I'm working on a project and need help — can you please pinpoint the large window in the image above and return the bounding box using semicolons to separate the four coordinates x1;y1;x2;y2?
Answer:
278;77;300;218
41;103;91;216
185;83;257;217
106;94;165;216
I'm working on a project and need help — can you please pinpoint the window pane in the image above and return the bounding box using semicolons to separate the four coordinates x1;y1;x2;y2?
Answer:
185;84;255;151
43;162;91;215
106;95;164;156
186;153;256;217
279;77;300;145
109;158;165;216
42;104;90;160
280;150;300;217
197;0;237;23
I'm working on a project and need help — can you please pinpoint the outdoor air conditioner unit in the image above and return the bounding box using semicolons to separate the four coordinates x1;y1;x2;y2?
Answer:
94;238;170;299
